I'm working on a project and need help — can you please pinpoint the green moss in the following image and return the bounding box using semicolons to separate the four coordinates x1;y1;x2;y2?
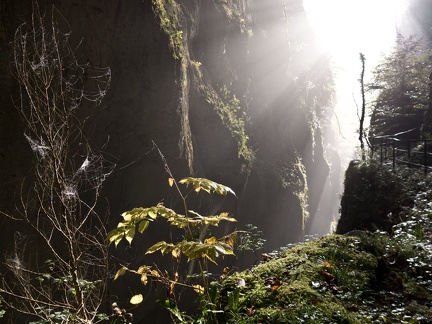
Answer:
152;1;255;173
197;82;255;171
152;0;195;173
152;0;183;59
216;0;253;36
199;165;432;323
215;234;386;322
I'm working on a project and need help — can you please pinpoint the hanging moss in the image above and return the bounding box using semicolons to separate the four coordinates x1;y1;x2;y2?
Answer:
195;77;255;171
152;0;183;59
152;0;194;173
151;1;256;173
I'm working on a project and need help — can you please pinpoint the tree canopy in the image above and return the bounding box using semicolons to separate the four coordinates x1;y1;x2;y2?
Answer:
369;35;432;139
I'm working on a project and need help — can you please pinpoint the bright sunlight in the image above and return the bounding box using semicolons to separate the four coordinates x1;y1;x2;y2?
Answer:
304;0;408;61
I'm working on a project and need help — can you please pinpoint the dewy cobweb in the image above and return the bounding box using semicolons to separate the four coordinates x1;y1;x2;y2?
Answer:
24;134;49;159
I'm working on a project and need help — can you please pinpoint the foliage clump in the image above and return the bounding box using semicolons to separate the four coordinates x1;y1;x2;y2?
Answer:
337;160;413;234
108;166;243;323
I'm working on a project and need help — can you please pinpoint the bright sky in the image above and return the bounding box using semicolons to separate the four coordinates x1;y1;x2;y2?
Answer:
304;0;407;62
303;0;409;159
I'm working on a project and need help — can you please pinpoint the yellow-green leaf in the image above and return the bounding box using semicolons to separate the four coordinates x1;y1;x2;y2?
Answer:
114;265;127;281
130;294;143;305
219;212;237;222
138;220;149;233
172;247;181;258
136;265;149;274
204;236;218;245
114;234;123;247
150;269;160;278
192;284;204;294
148;209;157;219
125;226;135;245
146;241;168;254
178;177;236;197
121;211;132;222
107;228;125;247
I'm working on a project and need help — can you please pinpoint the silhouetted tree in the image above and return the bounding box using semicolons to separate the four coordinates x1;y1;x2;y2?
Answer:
359;53;366;159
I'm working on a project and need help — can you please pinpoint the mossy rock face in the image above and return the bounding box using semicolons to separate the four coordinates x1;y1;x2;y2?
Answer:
215;218;432;323
216;235;378;323
336;161;412;234
213;174;432;323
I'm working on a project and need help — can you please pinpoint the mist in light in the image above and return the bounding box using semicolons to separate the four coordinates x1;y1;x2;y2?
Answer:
303;0;409;234
304;0;408;161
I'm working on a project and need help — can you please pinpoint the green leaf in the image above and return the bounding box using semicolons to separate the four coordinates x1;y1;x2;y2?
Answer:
178;240;234;264
122;207;148;222
114;265;127;281
138;220;150;233
107;227;125;247
146;241;174;255
148;208;157;219
125;225;135;245
179;177;236;197
157;299;191;322
184;210;237;227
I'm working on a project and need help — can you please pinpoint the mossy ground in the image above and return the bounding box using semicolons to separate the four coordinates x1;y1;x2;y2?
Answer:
214;173;432;323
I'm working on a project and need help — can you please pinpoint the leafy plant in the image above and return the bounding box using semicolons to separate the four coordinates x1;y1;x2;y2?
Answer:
237;224;265;253
108;146;241;323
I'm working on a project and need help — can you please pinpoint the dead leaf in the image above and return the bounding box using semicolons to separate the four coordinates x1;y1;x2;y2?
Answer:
320;270;335;283
247;306;255;316
168;177;174;187
262;253;272;262
264;276;281;290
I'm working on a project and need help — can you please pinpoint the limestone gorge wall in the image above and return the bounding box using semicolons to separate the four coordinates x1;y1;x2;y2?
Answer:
0;0;336;255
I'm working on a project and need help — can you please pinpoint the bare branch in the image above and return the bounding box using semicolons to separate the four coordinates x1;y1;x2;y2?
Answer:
1;2;113;322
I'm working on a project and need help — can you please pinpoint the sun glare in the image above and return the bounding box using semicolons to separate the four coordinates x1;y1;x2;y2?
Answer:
304;0;408;62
